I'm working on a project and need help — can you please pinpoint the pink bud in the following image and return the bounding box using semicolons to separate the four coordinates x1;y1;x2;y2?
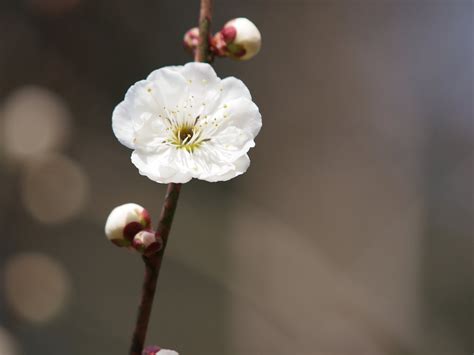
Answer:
183;27;200;53
133;231;163;256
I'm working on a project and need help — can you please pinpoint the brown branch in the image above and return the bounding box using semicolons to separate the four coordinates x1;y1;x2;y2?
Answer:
195;0;213;62
129;183;182;355
128;1;214;353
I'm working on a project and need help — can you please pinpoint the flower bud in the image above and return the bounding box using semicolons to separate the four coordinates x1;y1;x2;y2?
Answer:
183;27;200;53
132;230;163;256
104;203;151;247
214;17;261;60
143;346;179;355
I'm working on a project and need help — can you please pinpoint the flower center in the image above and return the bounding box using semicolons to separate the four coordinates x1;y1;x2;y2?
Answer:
169;122;207;152
178;126;194;142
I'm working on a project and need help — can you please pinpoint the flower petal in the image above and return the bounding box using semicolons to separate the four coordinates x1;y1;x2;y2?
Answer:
204;97;262;138
201;153;251;182
146;67;189;109
112;101;135;149
216;76;252;103
210;126;255;160
131;150;192;184
179;62;220;88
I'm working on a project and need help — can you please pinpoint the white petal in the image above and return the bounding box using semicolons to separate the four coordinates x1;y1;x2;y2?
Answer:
186;144;251;182
160;65;185;73
202;76;251;116
206;97;262;138
176;63;222;118
124;80;164;118
179;62;220;88
210;126;255;160
201;154;251;182
146;67;189;108
112;79;167;149
133;112;169;152
131;150;192;184
112;101;135;149
218;76;252;102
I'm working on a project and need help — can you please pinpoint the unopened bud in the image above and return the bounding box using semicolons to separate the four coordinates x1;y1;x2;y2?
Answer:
104;203;151;247
132;230;163;256
214;17;261;60
183;27;200;53
143;346;179;355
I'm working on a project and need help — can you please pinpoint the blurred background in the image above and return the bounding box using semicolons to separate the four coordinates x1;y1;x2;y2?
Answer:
0;0;472;354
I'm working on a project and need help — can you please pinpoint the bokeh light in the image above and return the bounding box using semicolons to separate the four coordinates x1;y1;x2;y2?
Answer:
4;253;71;324
0;327;19;355
0;86;71;162
20;154;88;224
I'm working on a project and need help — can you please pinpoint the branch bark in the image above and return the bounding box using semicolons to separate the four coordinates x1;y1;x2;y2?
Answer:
129;183;182;355
195;0;213;62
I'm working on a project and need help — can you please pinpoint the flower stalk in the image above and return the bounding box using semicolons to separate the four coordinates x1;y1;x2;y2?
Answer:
128;0;213;353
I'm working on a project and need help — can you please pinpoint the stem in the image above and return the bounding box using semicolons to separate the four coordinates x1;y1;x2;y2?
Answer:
195;0;213;62
129;1;213;353
129;183;182;355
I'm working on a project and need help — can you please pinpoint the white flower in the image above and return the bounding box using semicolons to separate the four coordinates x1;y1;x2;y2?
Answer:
104;203;151;246
112;62;262;183
221;18;262;60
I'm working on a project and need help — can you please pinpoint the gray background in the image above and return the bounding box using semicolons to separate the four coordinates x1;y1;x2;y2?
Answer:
0;0;472;354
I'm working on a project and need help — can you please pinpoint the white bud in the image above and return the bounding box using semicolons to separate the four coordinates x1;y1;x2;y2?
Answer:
221;17;261;60
104;203;151;247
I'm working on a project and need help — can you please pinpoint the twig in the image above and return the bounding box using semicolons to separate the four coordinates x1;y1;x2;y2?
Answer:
129;183;182;355
195;0;213;62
